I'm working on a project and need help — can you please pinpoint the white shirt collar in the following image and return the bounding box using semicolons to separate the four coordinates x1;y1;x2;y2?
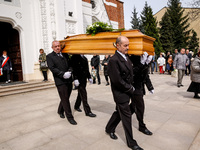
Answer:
117;50;127;61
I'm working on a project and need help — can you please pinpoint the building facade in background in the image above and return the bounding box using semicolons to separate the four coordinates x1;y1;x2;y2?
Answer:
0;0;124;82
154;7;200;48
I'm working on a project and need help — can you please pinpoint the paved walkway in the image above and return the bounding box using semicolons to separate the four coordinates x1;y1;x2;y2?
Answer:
0;73;200;150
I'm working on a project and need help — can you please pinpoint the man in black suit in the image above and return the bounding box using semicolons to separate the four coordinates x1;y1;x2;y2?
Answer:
129;55;154;136
71;54;96;117
105;36;143;150
47;41;77;125
91;55;101;84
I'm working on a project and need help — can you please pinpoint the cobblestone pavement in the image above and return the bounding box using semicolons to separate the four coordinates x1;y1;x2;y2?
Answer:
0;73;199;150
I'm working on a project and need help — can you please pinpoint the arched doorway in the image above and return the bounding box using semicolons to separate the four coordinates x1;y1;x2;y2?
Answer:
0;21;23;83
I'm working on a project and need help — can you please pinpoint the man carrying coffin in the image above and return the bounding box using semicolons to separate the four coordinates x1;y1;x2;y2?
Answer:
47;41;77;125
105;36;143;150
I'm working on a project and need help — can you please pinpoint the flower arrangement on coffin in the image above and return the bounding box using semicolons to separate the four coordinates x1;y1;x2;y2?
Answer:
86;22;124;36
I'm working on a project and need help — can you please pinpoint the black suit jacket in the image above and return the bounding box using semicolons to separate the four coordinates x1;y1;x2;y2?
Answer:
91;55;100;69
108;51;134;104
129;55;154;95
47;51;72;86
71;55;91;84
0;56;12;71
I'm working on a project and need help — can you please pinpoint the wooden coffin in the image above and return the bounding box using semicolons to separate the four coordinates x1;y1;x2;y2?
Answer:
60;29;155;55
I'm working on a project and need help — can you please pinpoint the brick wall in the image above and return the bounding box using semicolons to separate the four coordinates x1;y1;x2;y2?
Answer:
117;1;124;29
104;0;124;29
82;0;91;3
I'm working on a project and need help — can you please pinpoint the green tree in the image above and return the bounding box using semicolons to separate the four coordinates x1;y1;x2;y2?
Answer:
141;2;163;56
167;0;191;50
159;12;174;54
188;29;199;53
130;6;142;31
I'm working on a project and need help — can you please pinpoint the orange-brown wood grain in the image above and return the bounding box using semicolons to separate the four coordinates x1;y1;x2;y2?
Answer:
60;30;155;55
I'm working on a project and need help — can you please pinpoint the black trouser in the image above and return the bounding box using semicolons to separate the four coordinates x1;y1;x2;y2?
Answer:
106;101;138;148
3;70;10;81
130;95;146;130
93;67;101;84
105;75;109;82
42;71;48;80
57;83;73;119
74;82;92;115
185;64;191;75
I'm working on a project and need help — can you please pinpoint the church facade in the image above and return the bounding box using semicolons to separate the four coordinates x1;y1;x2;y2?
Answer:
0;0;124;82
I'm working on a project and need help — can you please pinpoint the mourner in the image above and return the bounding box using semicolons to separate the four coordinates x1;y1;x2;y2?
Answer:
173;48;189;88
102;55;110;86
39;49;48;81
105;36;143;150
71;54;96;117
47;41;77;125
187;50;200;98
91;54;101;84
129;54;154;136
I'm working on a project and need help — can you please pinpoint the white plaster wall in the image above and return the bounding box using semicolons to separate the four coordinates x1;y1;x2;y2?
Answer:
110;20;119;29
82;1;92;33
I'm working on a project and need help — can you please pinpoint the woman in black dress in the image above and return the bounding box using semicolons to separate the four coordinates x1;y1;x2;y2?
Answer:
187;50;200;98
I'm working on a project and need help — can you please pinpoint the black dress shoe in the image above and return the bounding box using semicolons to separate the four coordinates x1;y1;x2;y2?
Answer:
194;95;200;99
86;112;96;117
177;85;180;88
131;145;144;150
106;132;118;140
75;108;82;112
58;113;65;119
139;128;153;135
180;84;184;86
68;119;77;125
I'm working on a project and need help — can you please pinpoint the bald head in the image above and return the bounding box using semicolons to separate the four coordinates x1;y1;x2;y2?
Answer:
116;36;129;54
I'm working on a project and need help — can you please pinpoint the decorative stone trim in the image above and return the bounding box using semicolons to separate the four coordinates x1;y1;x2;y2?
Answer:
40;0;49;51
49;0;56;40
15;12;22;19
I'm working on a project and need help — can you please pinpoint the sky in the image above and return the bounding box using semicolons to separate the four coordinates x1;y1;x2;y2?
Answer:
120;0;192;29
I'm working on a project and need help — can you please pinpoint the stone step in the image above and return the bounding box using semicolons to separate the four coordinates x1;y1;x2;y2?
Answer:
0;81;52;90
0;81;55;97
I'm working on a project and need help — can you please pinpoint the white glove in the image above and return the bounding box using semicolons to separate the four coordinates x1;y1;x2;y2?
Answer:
63;71;71;79
146;55;153;65
74;80;80;87
89;78;93;84
10;68;12;71
132;87;135;92
149;90;154;94
140;52;148;65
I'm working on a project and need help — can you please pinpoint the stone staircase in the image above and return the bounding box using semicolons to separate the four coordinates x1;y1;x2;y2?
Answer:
0;81;55;97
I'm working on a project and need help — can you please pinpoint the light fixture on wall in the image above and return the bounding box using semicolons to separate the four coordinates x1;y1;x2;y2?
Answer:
68;12;73;17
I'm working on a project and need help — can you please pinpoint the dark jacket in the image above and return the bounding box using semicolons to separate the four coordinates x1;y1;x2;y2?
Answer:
71;55;91;84
47;51;72;86
108;51;134;104
102;56;110;76
129;55;154;95
186;52;192;64
91;55;100;69
0;56;12;71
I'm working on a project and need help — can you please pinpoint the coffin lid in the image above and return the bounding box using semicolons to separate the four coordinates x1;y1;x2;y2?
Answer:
60;29;155;55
